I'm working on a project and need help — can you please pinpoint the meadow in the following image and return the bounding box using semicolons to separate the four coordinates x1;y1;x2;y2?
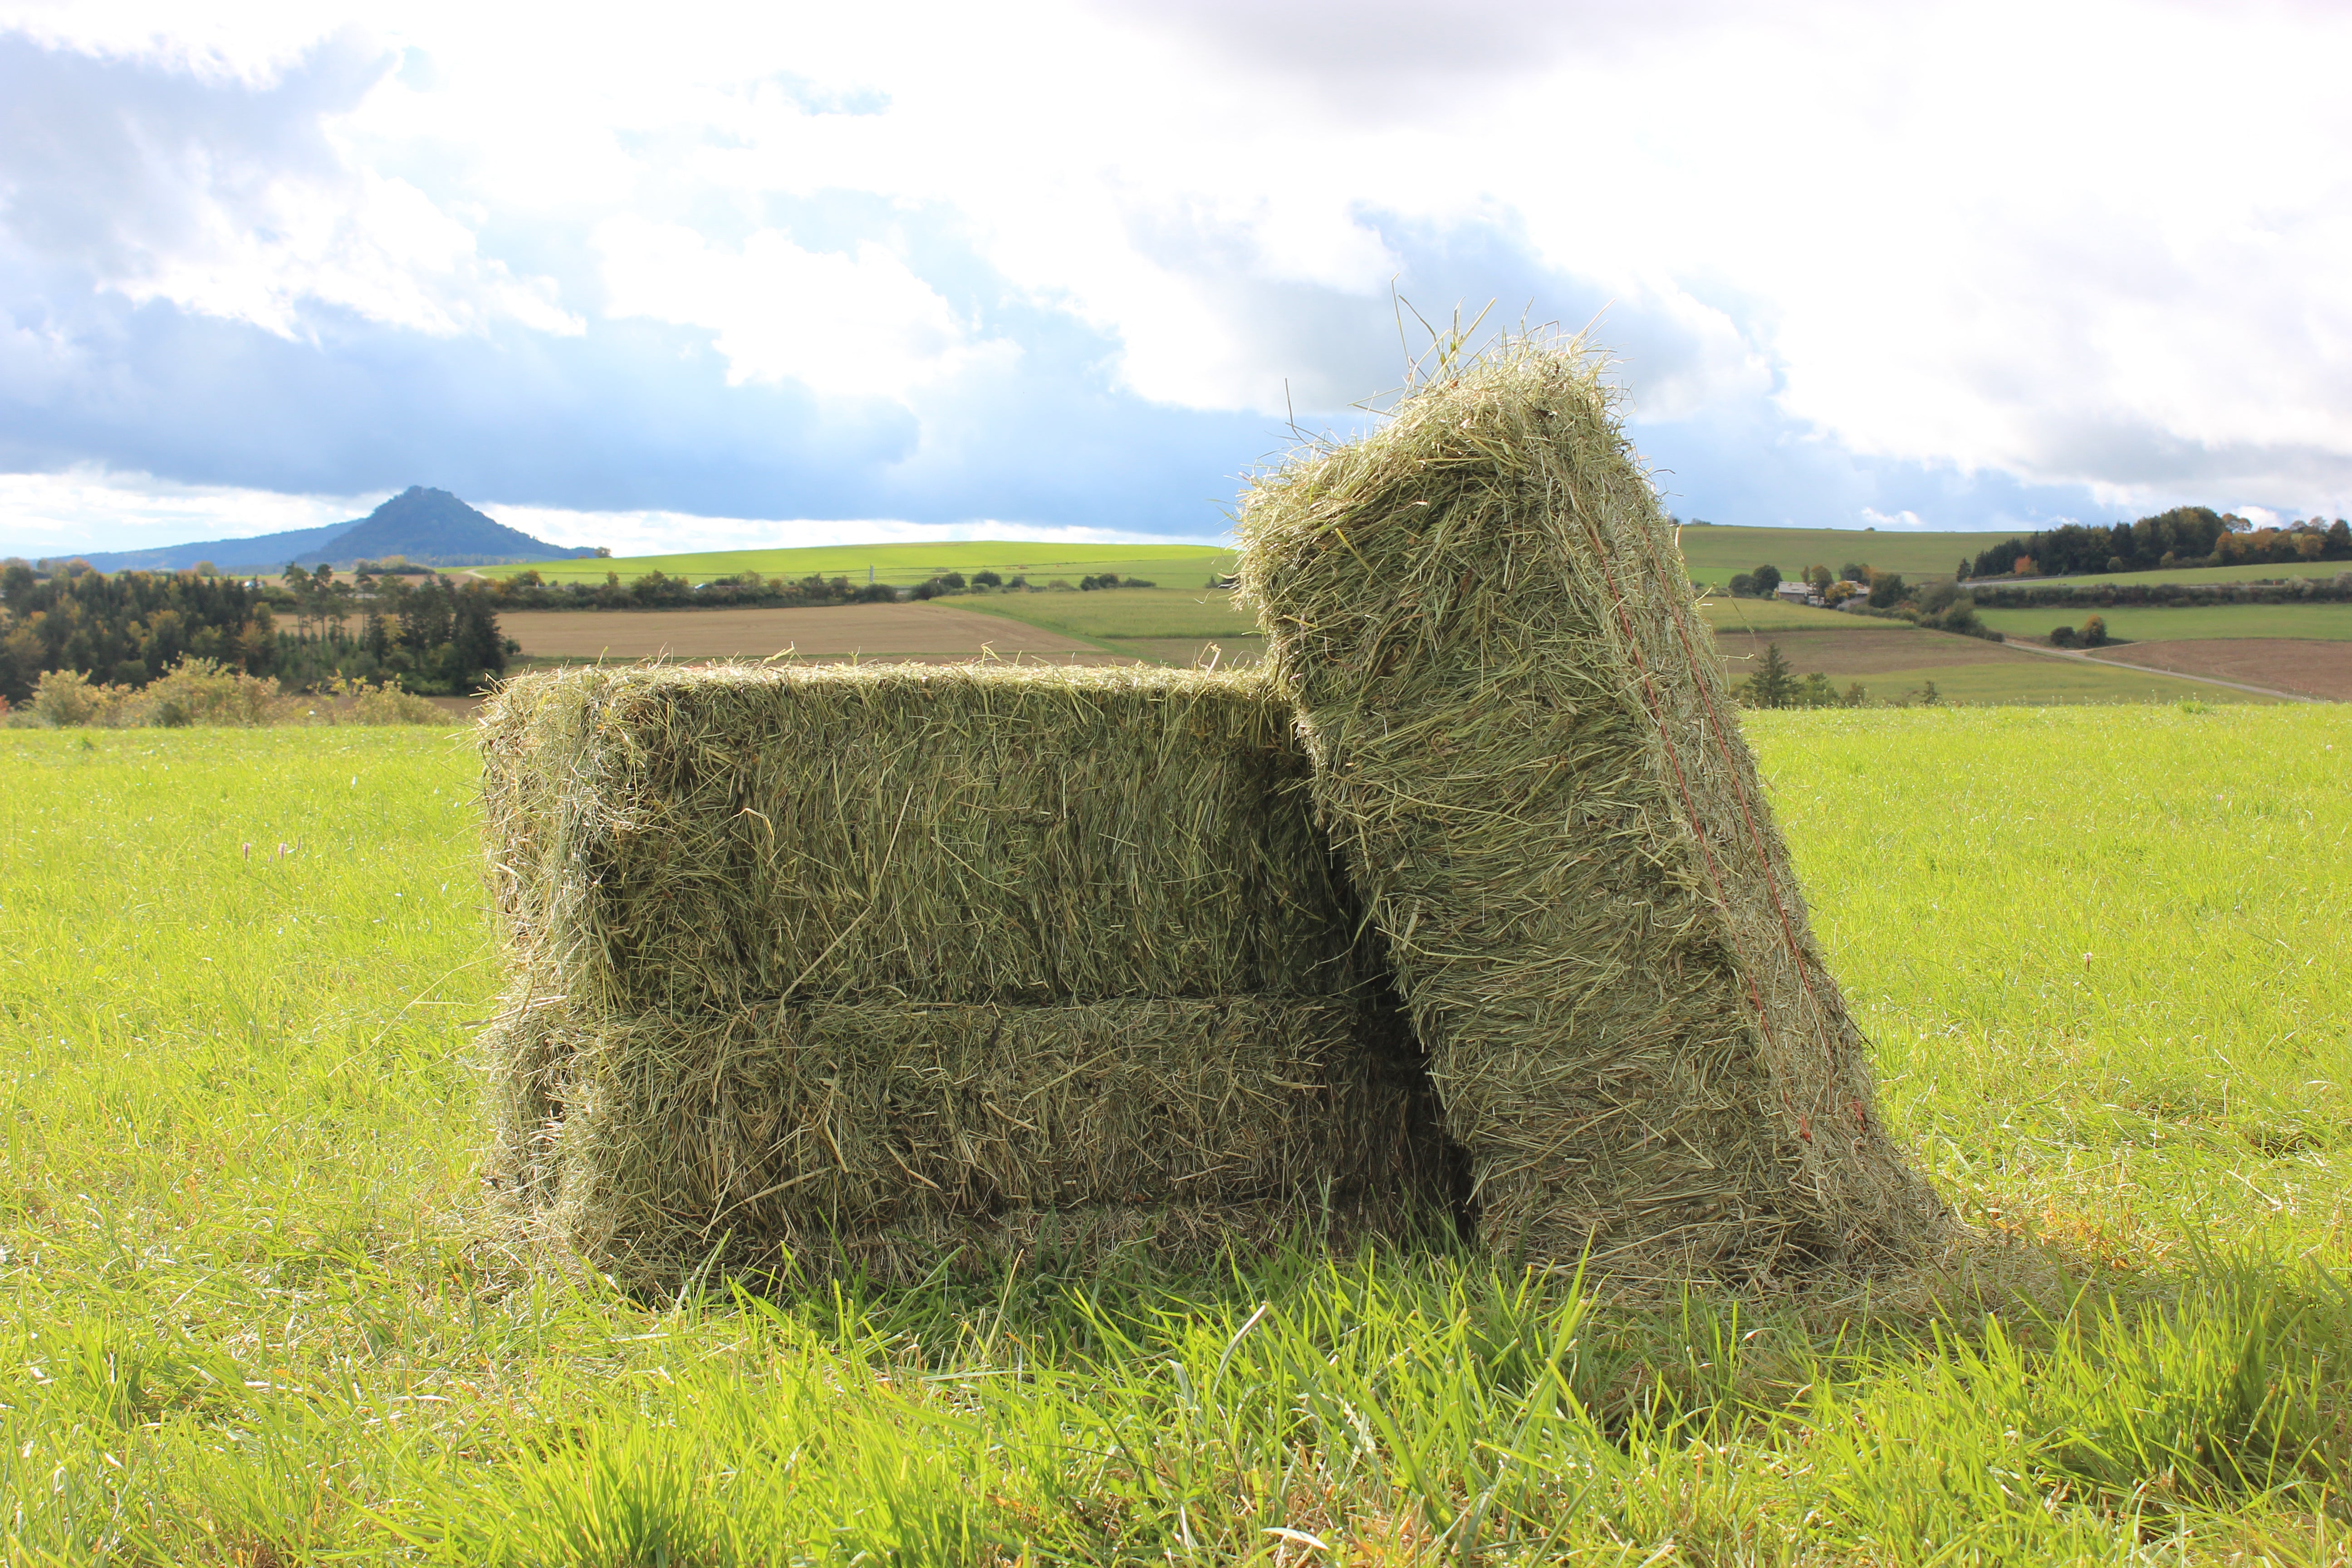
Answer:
1997;561;2352;591
1976;603;2352;644
3;708;2349;1563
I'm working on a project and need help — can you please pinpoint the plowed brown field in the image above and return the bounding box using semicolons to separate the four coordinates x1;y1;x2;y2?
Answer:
499;604;1118;663
2087;639;2352;701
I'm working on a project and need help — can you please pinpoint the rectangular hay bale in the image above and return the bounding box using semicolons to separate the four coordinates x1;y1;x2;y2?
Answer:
486;995;1455;1289
481;663;1368;1011
1235;336;1948;1281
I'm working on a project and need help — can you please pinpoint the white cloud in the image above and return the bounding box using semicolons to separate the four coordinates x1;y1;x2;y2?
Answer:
6;0;2352;528
0;466;376;556
492;503;1224;559
106;165;581;339
594;218;1007;398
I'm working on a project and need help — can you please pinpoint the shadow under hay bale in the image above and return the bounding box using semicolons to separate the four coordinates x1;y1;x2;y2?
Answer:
1235;333;1949;1283
478;663;1469;1289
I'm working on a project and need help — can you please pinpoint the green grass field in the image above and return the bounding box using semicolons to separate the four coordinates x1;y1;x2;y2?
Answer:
4;710;2349;1562
484;540;1236;588
1675;524;2017;584
1837;661;2268;706
1978;603;2352;643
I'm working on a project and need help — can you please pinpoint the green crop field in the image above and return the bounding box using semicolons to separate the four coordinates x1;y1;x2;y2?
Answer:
1675;523;2017;584
4;710;2349;1563
484;539;1236;588
481;524;2016;594
1978;603;2352;643
1833;660;2269;706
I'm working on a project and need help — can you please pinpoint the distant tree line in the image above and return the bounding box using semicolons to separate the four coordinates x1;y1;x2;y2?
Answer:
486;566;1156;608
1965;507;2351;580
491;569;899;610
1969;574;2352;610
0;560;511;704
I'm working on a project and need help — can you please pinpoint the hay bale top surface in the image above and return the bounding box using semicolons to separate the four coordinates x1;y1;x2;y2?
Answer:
480;661;1370;1011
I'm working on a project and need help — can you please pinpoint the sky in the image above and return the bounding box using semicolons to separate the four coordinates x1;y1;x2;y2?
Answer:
3;0;2348;560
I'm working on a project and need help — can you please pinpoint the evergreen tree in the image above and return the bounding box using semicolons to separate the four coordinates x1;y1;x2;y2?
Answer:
1741;642;1796;708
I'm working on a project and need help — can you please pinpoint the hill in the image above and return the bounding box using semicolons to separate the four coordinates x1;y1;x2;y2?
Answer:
291;487;600;568
57;487;599;573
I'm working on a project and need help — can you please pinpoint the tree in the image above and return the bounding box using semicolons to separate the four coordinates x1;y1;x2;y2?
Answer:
1752;564;1783;595
1740;642;1796;708
2330;519;2351;554
1728;573;1757;598
1866;569;1908;607
1922;680;1941;705
2082;614;2109;647
1806;564;1833;594
1797;671;1837;707
2050;624;2078;647
1839;561;1869;583
1842;681;1869;707
973;570;1003;588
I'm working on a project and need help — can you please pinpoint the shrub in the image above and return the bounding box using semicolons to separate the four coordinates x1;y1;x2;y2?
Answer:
972;570;1003;589
32;668;105;727
2082;614;2110;647
940;572;967;591
2051;625;2080;647
341;679;445;725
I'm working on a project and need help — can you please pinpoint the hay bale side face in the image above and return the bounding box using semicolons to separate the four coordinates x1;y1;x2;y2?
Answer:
1235;338;1946;1279
480;664;1367;1012
488;995;1454;1290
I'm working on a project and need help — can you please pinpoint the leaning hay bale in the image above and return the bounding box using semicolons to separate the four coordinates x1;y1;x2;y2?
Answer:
1235;334;1947;1281
480;663;1367;1013
486;994;1455;1289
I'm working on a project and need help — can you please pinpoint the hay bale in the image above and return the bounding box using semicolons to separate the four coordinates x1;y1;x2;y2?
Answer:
1234;335;1947;1280
487;994;1455;1288
481;663;1367;1012
478;662;1461;1286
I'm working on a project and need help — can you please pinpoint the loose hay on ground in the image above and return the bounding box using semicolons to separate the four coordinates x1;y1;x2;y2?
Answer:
1235;334;1948;1282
